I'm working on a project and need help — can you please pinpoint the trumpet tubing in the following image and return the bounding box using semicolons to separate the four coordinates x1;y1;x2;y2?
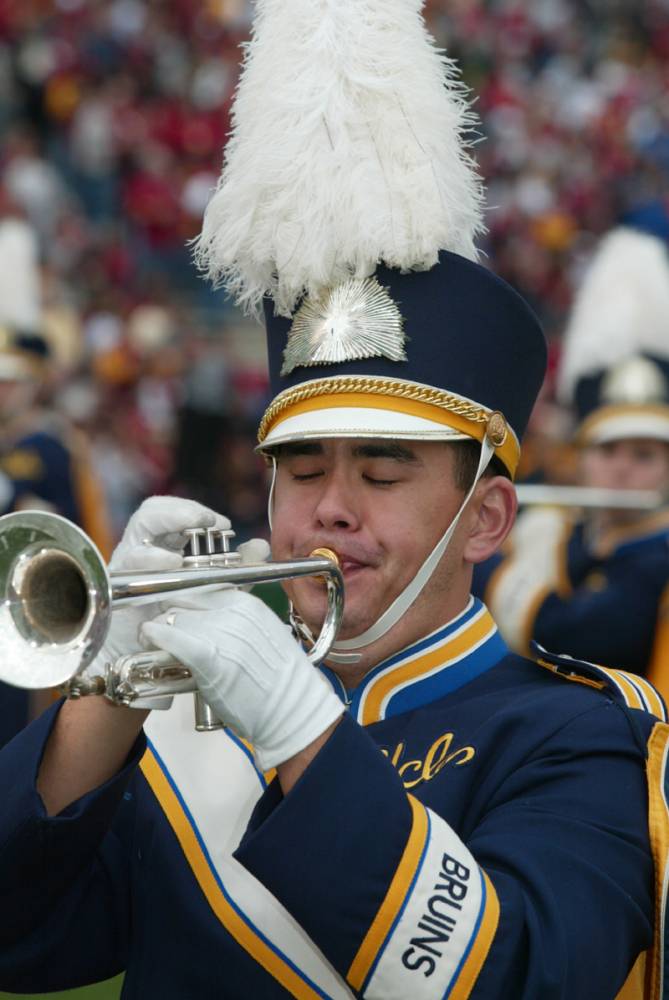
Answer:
0;511;344;730
515;484;665;510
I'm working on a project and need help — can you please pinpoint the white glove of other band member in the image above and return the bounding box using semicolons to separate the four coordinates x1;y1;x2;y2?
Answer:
141;591;346;771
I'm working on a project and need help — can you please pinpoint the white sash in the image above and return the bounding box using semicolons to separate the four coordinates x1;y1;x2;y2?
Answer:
145;697;353;998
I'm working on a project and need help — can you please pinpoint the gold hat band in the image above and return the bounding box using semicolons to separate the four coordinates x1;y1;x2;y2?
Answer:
257;377;520;476
577;402;669;446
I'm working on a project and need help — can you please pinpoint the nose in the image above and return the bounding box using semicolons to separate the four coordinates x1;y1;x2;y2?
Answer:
312;469;361;532
608;449;635;486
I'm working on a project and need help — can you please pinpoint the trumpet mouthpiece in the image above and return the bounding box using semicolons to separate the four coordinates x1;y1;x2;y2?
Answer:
308;547;340;568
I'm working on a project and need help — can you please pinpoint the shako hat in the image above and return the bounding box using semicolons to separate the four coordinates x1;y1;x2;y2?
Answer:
195;0;547;482
195;0;548;659
558;227;669;447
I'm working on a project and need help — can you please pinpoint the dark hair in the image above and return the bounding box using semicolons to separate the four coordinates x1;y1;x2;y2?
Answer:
450;440;510;493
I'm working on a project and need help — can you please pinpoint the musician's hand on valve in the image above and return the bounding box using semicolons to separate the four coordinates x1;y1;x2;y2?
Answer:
140;591;345;770
83;496;268;709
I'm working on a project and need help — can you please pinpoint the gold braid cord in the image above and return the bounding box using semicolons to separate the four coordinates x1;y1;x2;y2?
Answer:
257;376;491;443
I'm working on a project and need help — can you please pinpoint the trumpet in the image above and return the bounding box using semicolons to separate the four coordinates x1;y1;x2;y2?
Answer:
0;510;344;732
515;484;665;511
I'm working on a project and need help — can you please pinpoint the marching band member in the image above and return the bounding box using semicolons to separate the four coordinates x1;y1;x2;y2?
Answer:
0;4;667;997
475;227;669;698
0;216;111;747
0;217;111;547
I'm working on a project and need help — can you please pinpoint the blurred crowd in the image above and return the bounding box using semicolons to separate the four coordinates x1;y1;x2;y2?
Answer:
1;0;668;541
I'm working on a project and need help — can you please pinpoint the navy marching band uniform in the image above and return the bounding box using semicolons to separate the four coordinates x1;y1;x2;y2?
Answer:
0;330;111;543
1;599;668;998
475;507;669;678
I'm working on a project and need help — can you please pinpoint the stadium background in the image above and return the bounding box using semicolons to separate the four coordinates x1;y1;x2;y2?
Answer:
1;0;668;996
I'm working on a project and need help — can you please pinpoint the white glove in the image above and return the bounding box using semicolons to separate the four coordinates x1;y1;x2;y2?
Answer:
84;496;269;709
486;506;571;653
140;590;345;770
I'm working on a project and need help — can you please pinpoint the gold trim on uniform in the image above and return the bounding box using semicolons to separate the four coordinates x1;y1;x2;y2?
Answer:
0;448;45;480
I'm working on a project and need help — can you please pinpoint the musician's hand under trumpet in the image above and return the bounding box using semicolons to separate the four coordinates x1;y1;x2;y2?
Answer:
142;590;345;771
79;496;270;711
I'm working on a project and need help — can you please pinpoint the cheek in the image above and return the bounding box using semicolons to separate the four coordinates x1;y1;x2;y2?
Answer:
0;386;16;412
634;458;668;488
270;481;311;557
381;490;456;567
579;452;606;484
270;508;292;560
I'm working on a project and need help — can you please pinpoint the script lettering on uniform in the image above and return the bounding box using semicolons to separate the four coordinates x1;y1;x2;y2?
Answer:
381;731;475;789
401;853;471;977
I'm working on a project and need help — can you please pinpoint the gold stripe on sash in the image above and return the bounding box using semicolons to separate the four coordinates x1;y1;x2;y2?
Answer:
140;748;324;999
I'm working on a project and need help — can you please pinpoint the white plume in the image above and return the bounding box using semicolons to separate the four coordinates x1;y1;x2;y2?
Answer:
558;228;669;402
194;0;485;317
0;218;41;330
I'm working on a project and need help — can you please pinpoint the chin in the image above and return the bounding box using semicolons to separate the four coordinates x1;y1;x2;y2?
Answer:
290;586;327;626
298;600;377;641
291;577;389;639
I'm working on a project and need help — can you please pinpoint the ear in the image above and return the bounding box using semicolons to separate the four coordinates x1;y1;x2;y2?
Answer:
463;476;517;564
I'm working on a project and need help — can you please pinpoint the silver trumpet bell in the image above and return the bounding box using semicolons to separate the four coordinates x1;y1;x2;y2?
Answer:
0;511;344;731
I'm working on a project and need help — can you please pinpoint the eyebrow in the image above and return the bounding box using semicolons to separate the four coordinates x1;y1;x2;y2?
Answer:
352;442;420;463
276;441;419;463
275;442;324;457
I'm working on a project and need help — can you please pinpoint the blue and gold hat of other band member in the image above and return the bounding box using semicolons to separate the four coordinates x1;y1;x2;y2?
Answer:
558;227;669;447
573;354;669;447
0;327;49;382
258;252;547;480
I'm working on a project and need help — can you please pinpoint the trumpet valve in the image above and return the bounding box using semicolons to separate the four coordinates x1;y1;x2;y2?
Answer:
183;527;242;567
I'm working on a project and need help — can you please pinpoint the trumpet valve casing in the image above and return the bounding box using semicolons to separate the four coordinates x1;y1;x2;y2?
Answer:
182;526;242;567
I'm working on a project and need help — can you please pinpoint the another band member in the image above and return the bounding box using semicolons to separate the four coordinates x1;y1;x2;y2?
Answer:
0;216;111;746
475;228;669;696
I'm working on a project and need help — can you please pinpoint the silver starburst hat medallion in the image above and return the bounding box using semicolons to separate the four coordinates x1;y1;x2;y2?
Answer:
280;277;407;376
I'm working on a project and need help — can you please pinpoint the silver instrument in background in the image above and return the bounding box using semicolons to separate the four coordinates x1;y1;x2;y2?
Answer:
515;484;665;511
0;510;344;732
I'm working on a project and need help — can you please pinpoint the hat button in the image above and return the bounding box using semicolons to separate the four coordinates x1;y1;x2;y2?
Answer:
486;411;508;448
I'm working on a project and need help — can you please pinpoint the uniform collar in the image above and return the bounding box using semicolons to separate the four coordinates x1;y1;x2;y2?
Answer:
590;508;669;558
320;596;508;726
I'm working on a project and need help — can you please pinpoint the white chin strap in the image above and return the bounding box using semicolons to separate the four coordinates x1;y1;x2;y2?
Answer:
267;454;278;531
267;440;495;666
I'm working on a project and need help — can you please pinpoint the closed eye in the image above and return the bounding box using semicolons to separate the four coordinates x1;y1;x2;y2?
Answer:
291;471;323;481
363;474;398;487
